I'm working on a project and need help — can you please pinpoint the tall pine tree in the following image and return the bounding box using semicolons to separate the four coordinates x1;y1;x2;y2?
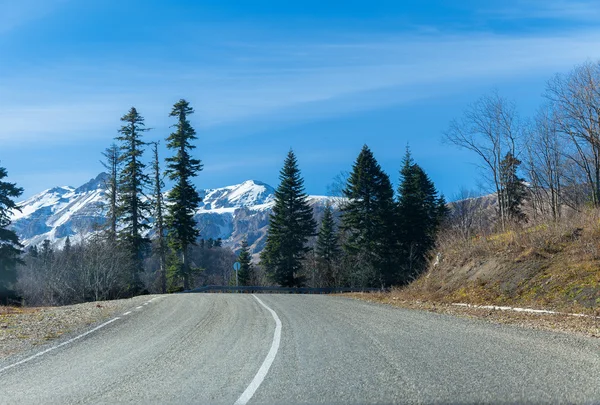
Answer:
315;203;341;287
341;145;397;287
261;150;316;287
165;99;202;291
500;152;527;223
397;148;446;283
101;143;121;241
116;107;151;294
150;141;168;294
0;164;23;300
237;238;253;286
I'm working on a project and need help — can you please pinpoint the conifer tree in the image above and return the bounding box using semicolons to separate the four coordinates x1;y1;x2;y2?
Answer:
150;141;168;293
101;143;121;241
261;150;316;287
237;238;253;286
214;238;222;248
341;145;397;287
315;203;340;287
64;235;72;255
116;107;151;294
396;148;446;282
28;245;39;258
500;152;527;223
165;99;202;291
0;164;23;299
41;239;53;265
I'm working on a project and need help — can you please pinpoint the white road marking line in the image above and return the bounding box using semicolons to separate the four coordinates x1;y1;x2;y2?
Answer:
453;303;600;319
136;306;143;309
234;295;282;405
0;317;120;374
123;311;132;316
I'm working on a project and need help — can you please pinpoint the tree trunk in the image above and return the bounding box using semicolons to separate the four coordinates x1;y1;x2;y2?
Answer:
182;246;189;291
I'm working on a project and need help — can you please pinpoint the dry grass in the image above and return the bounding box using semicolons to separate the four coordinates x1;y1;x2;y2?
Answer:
342;209;600;337
0;306;40;316
404;209;600;315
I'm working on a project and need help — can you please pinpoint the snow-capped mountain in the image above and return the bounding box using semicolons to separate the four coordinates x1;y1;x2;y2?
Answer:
9;173;333;254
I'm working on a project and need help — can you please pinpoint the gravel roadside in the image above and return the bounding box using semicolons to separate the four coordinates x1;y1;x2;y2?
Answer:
0;295;162;360
345;292;600;338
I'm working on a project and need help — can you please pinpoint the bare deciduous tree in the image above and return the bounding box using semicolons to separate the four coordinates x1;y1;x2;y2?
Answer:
545;61;600;206
524;106;566;221
444;91;522;231
447;188;487;240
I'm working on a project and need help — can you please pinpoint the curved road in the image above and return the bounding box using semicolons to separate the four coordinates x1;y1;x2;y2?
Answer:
1;294;599;404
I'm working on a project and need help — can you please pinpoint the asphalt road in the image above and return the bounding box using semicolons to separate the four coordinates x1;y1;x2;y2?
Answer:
1;294;599;404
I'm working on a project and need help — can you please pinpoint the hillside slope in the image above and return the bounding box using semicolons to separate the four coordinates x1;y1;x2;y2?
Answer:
407;211;600;313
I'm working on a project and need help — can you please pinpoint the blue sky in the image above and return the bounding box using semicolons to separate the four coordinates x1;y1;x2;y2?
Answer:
2;0;600;199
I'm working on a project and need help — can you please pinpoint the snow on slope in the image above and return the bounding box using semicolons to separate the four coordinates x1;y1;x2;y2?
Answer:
9;174;333;254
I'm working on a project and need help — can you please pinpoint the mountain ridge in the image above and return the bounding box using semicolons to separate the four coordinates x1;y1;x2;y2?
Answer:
9;173;333;254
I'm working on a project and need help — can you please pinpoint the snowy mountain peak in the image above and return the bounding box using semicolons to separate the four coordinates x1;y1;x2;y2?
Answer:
9;174;332;254
199;179;275;210
75;172;109;193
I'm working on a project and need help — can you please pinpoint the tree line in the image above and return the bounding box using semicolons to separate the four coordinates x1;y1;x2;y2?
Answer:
0;99;241;305
444;60;600;240
13;57;600;301
259;146;446;289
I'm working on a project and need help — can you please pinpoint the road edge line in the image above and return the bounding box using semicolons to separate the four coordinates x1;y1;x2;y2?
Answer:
234;295;282;405
0;317;120;374
452;303;600;319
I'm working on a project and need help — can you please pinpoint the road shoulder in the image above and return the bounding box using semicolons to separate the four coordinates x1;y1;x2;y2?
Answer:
0;295;160;361
344;292;600;338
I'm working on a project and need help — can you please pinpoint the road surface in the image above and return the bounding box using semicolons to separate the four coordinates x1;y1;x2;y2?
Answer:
1;294;599;404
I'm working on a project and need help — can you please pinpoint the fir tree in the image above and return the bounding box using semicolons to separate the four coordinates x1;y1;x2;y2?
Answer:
237;238;253;286
261;150;316;287
0;164;23;299
41;239;53;265
341;145;397;287
315;203;341;287
116;107;151;294
27;245;39;258
214;238;222;248
150;141;168;293
500;152;527;223
64;235;72;255
396;148;446;282
165;99;202;291
101;143;121;241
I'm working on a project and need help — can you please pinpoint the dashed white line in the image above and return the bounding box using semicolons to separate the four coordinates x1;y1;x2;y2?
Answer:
0;296;166;374
0;317;120;374
234;295;282;405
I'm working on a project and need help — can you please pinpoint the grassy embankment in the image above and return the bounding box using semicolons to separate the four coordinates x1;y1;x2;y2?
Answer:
348;210;600;336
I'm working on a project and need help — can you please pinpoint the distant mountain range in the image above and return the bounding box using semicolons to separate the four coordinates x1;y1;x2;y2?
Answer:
9;173;333;254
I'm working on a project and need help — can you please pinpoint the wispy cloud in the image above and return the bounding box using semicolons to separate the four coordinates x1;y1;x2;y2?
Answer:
2;28;600;145
0;0;68;34
480;0;600;22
